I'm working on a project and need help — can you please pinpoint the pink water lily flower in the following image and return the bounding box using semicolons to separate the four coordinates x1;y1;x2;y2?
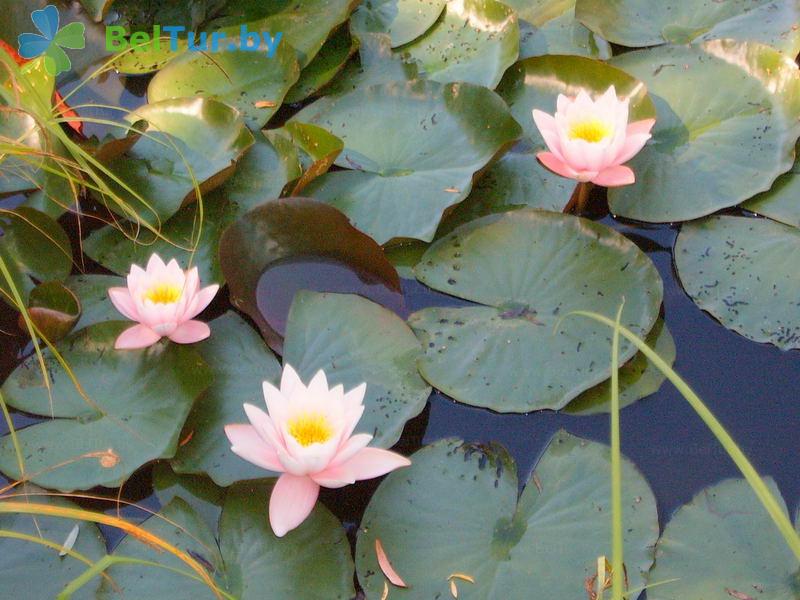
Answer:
532;85;655;187
225;365;411;537
108;254;219;350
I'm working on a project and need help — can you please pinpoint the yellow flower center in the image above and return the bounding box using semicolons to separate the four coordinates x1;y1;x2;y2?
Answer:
288;412;334;447
143;283;182;304
569;118;613;143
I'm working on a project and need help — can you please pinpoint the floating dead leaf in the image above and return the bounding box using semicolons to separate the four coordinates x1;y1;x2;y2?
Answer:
585;556;628;600
58;523;79;557
375;538;407;588
255;100;277;108
179;431;194;447
533;473;543;493
380;581;389;600
447;573;475;598
450;579;458;598
444;187;460;193
726;589;755;600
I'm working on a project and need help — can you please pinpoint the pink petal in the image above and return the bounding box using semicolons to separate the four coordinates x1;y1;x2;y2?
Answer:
146;253;166;273
225;424;284;472
532;110;565;161
536;151;579;180
167;320;211;344
185;284;219;320
108;287;139;321
627;118;655;137
328;448;411;481
269;473;320;537
262;380;289;423
115;324;162;349
592;165;635;187
307;369;329;397
332;433;373;466
614;133;652;165
343;383;366;408
376;539;408;588
280;364;304;398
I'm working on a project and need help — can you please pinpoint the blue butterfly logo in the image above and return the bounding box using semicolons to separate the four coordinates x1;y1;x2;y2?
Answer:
18;5;85;76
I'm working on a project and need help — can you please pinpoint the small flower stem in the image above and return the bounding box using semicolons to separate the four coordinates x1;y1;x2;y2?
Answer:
563;182;593;215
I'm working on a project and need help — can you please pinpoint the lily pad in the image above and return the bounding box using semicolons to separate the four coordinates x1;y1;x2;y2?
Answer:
210;0;357;67
0;488;106;599
148;45;300;128
99;98;254;227
294;80;522;243
399;0;519;88
100;481;355;599
21;281;81;342
0;321;212;491
0;206;72;305
437;151;574;232
171;312;283;486
350;0;447;47
409;209;662;412
647;477;799;600
64;274;125;331
279;122;342;195
152;463;225;529
86;130;300;284
356;431;658;598
284;26;357;103
744;146;800;228
283;291;431;449
675;215;800;350
508;0;611;59
576;0;800;55
565;318;675;415
0;107;45;195
322;32;419;97
219;198;401;351
608;41;800;223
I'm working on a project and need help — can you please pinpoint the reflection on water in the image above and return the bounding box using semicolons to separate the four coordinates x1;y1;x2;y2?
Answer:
255;256;406;337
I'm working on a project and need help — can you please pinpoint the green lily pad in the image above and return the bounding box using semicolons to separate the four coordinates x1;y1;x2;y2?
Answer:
399;0;519;88
99;98;254;227
565;318;675;415
0;207;72;305
152;463;226;528
22;281;82;342
608;41;800;223
211;0;357;67
350;0;446;47
0;107;45;195
84;193;235;285
437;151;574;233
100;481;355;599
675;215;800;350
64;274;125;332
294;79;521;243
284;26;357;103
647;478;799;600
0;487;106;599
278;122;342;195
409;209;662;412
322;33;419;97
148;45;300;128
576;0;800;55
86;129;300;285
356;431;658;598
219;198;401;351
171;312;283;486
0;321;212;491
508;0;611;59
284;291;431;449
744;145;800;229
79;0;115;21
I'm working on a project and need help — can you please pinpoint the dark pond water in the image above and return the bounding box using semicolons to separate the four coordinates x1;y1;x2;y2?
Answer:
1;65;799;585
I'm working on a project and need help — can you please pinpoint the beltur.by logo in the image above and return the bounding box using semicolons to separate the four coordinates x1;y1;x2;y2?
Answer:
18;5;85;76
106;25;284;58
